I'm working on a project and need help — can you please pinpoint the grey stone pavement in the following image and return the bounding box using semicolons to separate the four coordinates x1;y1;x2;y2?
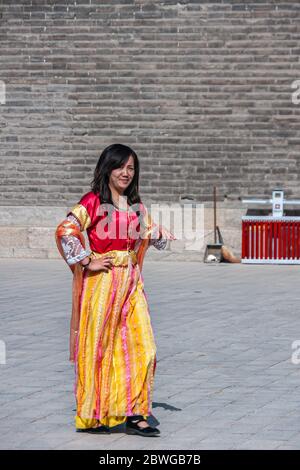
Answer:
1;258;300;450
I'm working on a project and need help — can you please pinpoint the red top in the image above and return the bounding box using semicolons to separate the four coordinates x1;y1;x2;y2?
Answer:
69;191;147;254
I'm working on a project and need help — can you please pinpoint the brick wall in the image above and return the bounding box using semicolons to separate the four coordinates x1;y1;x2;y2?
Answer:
1;1;300;208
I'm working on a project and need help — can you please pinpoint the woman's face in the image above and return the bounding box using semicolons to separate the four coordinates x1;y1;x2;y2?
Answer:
109;155;135;193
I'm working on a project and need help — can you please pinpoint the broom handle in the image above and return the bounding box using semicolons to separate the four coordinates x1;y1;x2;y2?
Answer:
213;186;217;244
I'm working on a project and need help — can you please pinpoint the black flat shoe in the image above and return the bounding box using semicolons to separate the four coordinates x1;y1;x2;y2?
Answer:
126;417;160;437
76;425;111;434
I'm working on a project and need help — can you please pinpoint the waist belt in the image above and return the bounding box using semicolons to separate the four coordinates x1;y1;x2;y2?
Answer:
91;249;138;266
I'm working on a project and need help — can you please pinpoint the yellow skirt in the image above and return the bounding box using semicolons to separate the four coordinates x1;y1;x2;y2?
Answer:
74;249;157;429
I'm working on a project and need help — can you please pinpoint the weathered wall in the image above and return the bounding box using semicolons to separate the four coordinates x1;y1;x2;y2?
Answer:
1;1;300;258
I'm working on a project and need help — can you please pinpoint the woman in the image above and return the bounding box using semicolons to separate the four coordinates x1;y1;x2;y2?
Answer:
55;143;175;437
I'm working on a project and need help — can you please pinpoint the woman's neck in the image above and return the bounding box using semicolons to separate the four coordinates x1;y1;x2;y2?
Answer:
109;186;128;210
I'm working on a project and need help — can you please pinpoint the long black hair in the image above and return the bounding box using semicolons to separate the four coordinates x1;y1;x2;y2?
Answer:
91;143;141;206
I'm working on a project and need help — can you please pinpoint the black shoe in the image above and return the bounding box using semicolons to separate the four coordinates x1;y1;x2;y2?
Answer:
76;425;111;434
126;417;160;437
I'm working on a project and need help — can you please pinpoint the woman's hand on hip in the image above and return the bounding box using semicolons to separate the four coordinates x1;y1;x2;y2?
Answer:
86;256;114;272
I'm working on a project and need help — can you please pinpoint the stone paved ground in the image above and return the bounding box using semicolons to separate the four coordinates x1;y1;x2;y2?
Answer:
1;259;300;450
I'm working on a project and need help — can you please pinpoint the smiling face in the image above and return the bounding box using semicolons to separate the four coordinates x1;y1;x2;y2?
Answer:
109;155;135;194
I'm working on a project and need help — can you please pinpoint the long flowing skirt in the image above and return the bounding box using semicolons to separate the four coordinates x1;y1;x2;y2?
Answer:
74;249;157;429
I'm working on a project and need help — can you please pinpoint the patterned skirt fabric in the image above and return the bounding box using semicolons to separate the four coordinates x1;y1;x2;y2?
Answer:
74;249;157;429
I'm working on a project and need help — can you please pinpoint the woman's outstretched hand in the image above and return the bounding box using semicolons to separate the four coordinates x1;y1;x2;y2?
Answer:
158;225;176;241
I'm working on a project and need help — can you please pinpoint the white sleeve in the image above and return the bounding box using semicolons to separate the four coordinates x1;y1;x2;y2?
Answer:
61;214;91;265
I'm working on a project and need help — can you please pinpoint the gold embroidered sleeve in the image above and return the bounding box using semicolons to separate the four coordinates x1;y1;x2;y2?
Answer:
67;204;92;231
139;207;167;250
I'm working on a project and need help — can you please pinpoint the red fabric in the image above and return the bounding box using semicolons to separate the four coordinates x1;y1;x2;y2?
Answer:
72;191;147;254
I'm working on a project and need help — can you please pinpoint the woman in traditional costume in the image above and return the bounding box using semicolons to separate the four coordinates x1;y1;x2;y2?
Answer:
55;144;175;437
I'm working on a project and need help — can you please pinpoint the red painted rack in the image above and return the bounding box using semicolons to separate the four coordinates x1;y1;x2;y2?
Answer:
242;218;300;264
